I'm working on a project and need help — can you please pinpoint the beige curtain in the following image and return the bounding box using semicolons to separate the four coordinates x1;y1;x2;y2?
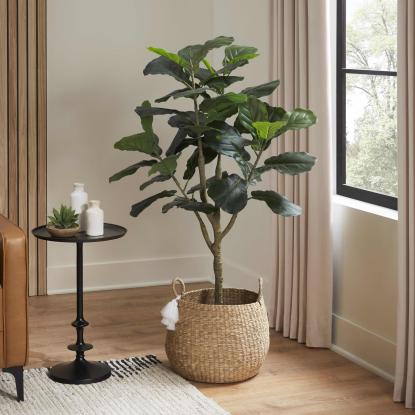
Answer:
394;0;415;408
270;0;332;347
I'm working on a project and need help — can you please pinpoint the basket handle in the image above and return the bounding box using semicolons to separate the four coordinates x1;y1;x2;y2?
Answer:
257;277;263;303
172;277;186;297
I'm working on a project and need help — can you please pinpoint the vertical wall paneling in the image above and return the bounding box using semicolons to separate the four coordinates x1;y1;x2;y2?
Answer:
0;0;47;296
0;1;7;216
37;0;47;295
7;0;18;224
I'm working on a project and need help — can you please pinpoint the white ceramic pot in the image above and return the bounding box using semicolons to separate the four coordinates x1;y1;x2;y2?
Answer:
86;200;104;236
71;183;88;231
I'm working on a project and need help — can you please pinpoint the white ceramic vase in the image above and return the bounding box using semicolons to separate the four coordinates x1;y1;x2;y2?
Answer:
86;200;104;236
70;183;88;231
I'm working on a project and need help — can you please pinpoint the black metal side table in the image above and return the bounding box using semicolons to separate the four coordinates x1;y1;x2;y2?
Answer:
32;223;127;385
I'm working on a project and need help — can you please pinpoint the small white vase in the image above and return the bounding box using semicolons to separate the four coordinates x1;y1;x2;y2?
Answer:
86;200;104;236
71;183;88;231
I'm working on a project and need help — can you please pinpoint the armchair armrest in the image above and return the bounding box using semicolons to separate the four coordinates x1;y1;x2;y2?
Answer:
0;215;28;368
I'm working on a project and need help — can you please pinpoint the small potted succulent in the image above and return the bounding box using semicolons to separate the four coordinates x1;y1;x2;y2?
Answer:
47;205;80;238
110;36;317;383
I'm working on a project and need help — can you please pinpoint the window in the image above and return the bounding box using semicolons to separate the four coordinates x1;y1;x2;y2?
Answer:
337;0;397;210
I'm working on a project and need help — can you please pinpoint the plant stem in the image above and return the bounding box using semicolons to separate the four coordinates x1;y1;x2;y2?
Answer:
169;173;214;253
218;145;266;250
215;154;222;179
221;213;238;239
247;146;264;183
212;211;223;304
191;71;208;204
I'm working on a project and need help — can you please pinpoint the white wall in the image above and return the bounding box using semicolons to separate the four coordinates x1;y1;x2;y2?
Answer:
47;0;215;293
332;202;398;379
47;0;273;309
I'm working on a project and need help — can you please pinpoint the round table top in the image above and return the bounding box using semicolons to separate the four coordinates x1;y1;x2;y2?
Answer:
32;223;127;243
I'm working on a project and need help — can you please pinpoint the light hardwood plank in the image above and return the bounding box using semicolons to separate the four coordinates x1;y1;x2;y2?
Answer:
28;285;407;415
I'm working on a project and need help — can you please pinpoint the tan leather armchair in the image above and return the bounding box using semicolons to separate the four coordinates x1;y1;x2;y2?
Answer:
0;215;28;401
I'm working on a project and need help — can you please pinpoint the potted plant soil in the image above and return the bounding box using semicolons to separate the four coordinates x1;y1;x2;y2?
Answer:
110;36;317;383
47;205;80;238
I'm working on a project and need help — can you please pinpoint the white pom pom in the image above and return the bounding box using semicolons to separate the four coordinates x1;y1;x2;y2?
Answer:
161;296;180;331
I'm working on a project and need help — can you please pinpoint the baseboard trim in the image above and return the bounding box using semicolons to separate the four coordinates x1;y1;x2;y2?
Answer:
332;313;395;382
48;276;214;295
331;344;394;383
332;313;396;346
47;254;213;295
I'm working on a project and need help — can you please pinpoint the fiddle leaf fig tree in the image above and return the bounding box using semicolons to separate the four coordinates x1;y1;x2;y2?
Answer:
110;36;317;305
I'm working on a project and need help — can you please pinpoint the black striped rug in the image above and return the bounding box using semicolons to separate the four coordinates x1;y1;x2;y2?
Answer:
0;355;229;415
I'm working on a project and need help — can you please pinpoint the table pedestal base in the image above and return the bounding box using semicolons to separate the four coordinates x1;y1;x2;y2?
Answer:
48;359;111;384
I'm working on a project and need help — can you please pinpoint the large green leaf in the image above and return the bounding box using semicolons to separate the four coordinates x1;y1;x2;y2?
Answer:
178;36;234;71
139;100;154;133
265;103;287;122
139;174;171;190
114;132;162;157
148;47;190;70
285;108;317;130
148;154;179;176
109;160;157;183
235;157;262;185
204;36;234;49
242;80;280;98
204;75;244;91
203;121;251;160
218;59;250;75
251;190;301;216
200;92;247;112
167;112;207;131
162;197;217;214
235;96;268;135
173;87;209;99
223;45;259;66
257;152;317;175
135;106;180;118
155;88;189;103
208;173;248;214
143;56;190;85
183;147;217;180
253;120;288;140
166;129;188;156
195;67;213;82
186;176;217;194
130;190;176;217
200;92;247;123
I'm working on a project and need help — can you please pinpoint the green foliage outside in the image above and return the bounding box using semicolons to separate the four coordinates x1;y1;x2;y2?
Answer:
345;0;397;197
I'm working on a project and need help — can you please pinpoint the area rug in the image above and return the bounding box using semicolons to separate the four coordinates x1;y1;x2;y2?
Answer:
0;355;229;415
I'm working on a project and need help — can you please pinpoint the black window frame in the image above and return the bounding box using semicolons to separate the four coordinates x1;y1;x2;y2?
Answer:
336;0;398;210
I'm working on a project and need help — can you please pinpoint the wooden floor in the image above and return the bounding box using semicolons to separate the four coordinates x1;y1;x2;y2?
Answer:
28;284;406;415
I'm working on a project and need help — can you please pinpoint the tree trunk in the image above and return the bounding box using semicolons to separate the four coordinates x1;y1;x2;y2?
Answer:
211;209;223;305
213;241;223;304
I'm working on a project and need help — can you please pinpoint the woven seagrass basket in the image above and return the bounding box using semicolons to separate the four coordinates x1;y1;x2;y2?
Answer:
165;278;270;383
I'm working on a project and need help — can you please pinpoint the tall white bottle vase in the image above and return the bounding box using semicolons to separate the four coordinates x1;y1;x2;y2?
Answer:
86;200;104;236
71;183;88;231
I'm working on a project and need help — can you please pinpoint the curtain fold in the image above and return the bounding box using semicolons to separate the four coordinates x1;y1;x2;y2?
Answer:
270;0;332;347
394;0;415;408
